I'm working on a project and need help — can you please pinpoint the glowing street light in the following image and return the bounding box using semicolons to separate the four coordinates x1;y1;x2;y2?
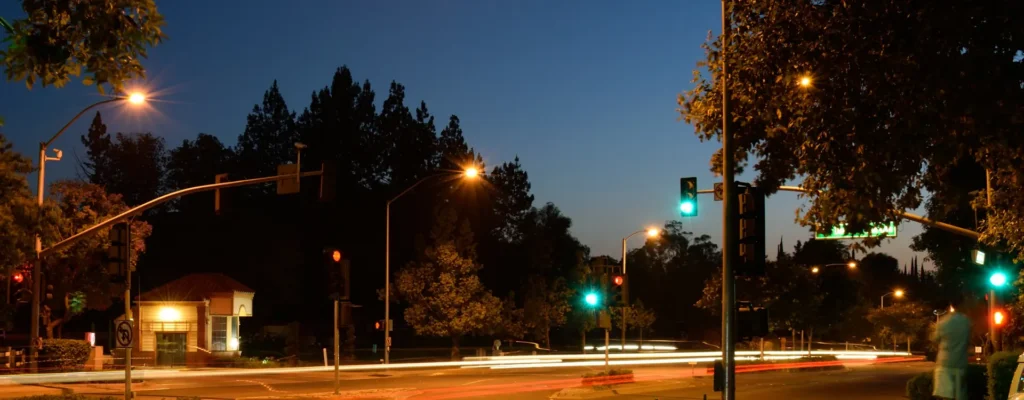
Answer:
29;91;151;369
128;92;146;105
881;289;904;309
847;261;858;269
384;166;481;364
811;266;820;274
798;75;813;88
646;228;659;238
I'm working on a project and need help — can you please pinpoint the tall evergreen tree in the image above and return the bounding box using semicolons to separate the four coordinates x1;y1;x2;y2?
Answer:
235;81;298;189
166;133;235;214
79;112;112;185
489;157;534;243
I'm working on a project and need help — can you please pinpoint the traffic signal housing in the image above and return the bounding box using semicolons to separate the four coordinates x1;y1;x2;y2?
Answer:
680;177;698;217
325;247;350;301
611;274;628;307
737;184;766;276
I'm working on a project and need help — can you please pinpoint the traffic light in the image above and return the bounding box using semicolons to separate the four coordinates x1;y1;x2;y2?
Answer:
374;319;392;331
11;271;23;284
990;271;1008;288
737;184;766;276
584;292;600;307
325;248;350;301
679;177;698;217
994;309;1006;326
611;274;628;307
106;223;130;283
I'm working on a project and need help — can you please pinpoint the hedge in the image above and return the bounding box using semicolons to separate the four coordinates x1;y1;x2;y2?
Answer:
988;350;1022;400
39;339;91;372
906;364;987;400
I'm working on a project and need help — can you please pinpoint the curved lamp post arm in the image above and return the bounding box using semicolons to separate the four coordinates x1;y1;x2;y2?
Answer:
43;98;123;148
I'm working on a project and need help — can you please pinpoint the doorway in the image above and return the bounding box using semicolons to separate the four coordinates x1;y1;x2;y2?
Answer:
156;332;187;366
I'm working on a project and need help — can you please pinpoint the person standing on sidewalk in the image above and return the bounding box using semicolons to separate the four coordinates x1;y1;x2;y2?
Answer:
932;300;971;400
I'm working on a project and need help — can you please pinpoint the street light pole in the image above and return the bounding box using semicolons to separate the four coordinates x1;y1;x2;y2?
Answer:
384;168;479;364
619;228;658;348
880;290;904;309
30;95;144;372
720;0;737;397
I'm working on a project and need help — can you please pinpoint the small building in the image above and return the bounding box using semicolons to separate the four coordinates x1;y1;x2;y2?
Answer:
122;273;254;367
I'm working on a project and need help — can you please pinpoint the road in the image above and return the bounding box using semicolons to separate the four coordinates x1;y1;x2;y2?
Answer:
4;361;930;399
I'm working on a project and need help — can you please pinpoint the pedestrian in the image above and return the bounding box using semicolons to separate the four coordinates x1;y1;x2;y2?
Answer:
932;299;970;400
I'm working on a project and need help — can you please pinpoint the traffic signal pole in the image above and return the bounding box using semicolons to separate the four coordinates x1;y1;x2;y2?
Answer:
990;289;997;353
720;0;737;398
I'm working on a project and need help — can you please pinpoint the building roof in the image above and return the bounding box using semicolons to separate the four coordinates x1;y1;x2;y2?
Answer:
138;273;254;302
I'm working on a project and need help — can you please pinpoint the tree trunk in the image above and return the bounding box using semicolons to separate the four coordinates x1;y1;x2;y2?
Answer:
45;317;62;339
544;327;551;350
451;336;461;360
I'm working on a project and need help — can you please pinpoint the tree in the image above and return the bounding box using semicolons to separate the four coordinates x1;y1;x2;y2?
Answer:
0;133;37;311
40;180;152;338
234;81;298;188
166;133;234;214
79;112;112;185
867;301;930;349
379;82;434;187
393;205;501;359
1;0;165;93
679;1;1024;259
612;300;657;346
523;276;573;348
489;157;534;244
79;113;167;206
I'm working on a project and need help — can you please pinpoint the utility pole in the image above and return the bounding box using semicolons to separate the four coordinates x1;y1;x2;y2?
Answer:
719;0;737;398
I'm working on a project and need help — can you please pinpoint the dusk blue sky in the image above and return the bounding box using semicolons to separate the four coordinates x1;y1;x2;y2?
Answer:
0;1;929;267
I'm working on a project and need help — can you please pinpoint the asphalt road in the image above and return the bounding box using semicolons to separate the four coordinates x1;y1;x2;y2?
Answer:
11;361;932;399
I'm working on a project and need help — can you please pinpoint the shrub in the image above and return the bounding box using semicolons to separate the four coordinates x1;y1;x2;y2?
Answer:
988;350;1021;400
39;339;91;372
906;371;933;400
906;365;987;400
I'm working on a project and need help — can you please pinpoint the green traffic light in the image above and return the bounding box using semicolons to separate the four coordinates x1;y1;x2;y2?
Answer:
584;292;599;307
990;272;1008;287
680;200;696;215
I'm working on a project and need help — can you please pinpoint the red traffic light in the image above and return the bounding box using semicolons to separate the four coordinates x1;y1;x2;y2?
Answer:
331;250;342;263
994;310;1006;326
12;272;23;284
375;321;382;330
613;275;624;286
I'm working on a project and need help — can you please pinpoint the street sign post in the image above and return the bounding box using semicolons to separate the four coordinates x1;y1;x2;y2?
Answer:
815;222;897;240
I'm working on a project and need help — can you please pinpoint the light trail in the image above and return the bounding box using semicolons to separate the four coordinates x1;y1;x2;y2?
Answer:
0;349;913;386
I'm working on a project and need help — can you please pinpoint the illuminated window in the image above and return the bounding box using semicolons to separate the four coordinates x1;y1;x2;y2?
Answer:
212;316;227;351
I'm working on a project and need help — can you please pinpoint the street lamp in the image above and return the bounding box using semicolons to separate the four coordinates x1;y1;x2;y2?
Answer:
880;289;904;309
618;226;659;347
810;261;857;274
29;92;147;371
384;167;479;364
798;75;813;88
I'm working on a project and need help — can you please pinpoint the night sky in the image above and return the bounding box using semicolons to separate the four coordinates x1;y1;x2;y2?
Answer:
0;1;928;266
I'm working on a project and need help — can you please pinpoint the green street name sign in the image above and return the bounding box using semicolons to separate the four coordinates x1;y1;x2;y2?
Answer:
815;222;897;240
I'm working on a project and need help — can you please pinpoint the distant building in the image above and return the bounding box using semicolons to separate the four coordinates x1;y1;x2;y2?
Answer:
119;273;254;367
